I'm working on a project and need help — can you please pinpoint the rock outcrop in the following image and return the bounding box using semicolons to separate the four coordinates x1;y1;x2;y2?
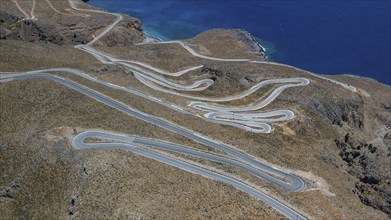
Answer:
334;134;391;215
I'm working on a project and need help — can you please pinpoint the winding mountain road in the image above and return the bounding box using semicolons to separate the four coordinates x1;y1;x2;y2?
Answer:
74;42;310;132
74;131;307;220
0;72;306;219
12;0;32;20
140;38;356;93
0;73;306;192
1;0;358;218
1;0;311;218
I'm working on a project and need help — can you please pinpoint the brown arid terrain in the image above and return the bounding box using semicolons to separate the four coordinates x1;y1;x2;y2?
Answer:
1;0;390;219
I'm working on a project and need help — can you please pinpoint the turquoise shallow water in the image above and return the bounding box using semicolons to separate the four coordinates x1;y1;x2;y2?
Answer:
89;0;391;85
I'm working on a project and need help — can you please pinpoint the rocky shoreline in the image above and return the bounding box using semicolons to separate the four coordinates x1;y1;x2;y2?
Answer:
236;29;268;60
139;27;268;60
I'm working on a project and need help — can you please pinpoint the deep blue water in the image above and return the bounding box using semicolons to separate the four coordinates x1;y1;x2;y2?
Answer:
88;0;391;85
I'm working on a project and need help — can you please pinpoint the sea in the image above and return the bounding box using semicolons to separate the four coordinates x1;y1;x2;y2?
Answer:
88;0;391;85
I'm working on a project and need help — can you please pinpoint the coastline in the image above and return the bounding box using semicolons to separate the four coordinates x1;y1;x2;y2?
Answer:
237;29;268;61
142;28;165;42
141;31;161;43
86;0;391;85
141;27;269;61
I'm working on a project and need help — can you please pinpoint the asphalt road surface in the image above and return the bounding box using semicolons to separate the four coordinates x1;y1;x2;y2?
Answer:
1;73;306;219
73;130;307;220
1;0;358;218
